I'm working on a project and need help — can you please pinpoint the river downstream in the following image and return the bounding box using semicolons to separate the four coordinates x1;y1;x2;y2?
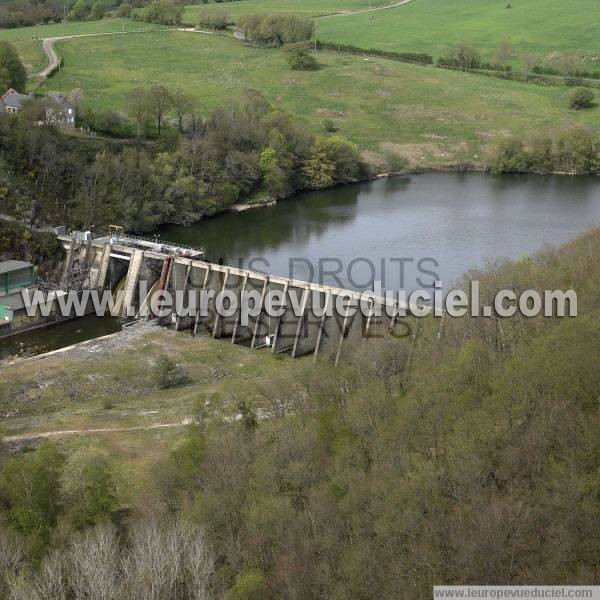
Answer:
2;172;599;359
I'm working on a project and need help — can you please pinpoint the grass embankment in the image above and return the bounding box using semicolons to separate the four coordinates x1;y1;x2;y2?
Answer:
317;0;600;69
35;31;600;165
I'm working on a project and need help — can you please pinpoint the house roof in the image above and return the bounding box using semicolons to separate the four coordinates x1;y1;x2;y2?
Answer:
1;88;30;109
47;94;74;110
0;260;34;275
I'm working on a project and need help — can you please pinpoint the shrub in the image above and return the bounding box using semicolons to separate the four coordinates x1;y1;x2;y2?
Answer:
138;0;183;25
323;118;337;132
197;7;229;30
569;87;594;110
152;353;189;389
237;13;313;46
284;42;317;70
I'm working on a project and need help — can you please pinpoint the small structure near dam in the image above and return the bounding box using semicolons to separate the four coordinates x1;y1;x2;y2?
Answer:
58;230;412;363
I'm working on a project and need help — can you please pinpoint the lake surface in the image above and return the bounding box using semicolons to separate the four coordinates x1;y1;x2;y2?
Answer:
2;172;599;358
160;172;600;292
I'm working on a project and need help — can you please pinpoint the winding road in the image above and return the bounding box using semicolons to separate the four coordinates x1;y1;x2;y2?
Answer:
32;0;413;79
34;29;168;79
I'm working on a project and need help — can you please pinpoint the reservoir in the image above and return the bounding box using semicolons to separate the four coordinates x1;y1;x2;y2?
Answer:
160;172;600;291
2;172;600;358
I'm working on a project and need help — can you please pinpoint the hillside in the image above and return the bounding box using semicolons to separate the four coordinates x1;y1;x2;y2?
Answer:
33;31;600;164
317;0;600;69
1;228;598;595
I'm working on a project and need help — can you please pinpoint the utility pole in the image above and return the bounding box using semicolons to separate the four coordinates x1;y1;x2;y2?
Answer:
314;20;317;52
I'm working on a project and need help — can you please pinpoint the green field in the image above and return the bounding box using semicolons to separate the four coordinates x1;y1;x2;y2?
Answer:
182;0;391;24
36;30;599;165
317;0;600;68
0;18;164;42
11;39;46;74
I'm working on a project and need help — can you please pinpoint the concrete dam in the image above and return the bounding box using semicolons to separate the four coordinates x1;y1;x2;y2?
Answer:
59;233;412;363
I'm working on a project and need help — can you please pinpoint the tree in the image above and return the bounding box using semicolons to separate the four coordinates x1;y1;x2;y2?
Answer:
284;42;317;70
236;13;313;46
116;2;132;17
67;0;89;21
554;127;597;173
139;0;183;25
128;87;151;140
228;568;268;600
197;7;229;30
0;442;64;558
568;87;594;110
491;137;528;173
60;446;117;530
493;41;514;77
89;1;105;20
521;51;537;81
0;42;27;92
147;83;172;136
153;353;189;388
547;52;580;84
170;88;193;133
447;41;480;70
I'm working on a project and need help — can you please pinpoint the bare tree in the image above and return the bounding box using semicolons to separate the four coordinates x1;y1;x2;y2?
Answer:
170;89;194;133
7;550;68;600
69;524;120;600
128;87;151;140
521;51;538;81
0;529;24;598
493;41;515;77
147;84;172;136
558;53;580;84
123;518;182;600
179;523;215;600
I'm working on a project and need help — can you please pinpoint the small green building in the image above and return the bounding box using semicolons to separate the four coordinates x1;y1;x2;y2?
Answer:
0;260;35;296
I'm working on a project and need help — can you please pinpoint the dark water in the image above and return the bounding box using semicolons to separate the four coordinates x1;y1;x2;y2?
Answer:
2;172;599;358
0;315;122;361
160;172;600;292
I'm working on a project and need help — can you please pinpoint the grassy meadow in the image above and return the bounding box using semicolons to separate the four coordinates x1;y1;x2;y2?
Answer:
182;0;391;24
11;39;47;74
317;0;600;68
36;30;600;164
0;17;164;42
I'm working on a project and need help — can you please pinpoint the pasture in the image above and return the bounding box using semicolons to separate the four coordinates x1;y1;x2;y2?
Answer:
35;30;599;165
182;0;392;24
0;18;163;42
317;0;600;69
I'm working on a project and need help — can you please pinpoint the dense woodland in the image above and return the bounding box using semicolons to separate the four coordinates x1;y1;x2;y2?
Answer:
0;228;598;598
0;88;367;233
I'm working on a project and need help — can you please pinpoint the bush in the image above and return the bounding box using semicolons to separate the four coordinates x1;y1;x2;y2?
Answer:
138;0;183;25
323;118;337;132
197;7;229;30
283;42;317;70
569;87;594;110
152;353;190;389
0;42;27;93
237;13;313;46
